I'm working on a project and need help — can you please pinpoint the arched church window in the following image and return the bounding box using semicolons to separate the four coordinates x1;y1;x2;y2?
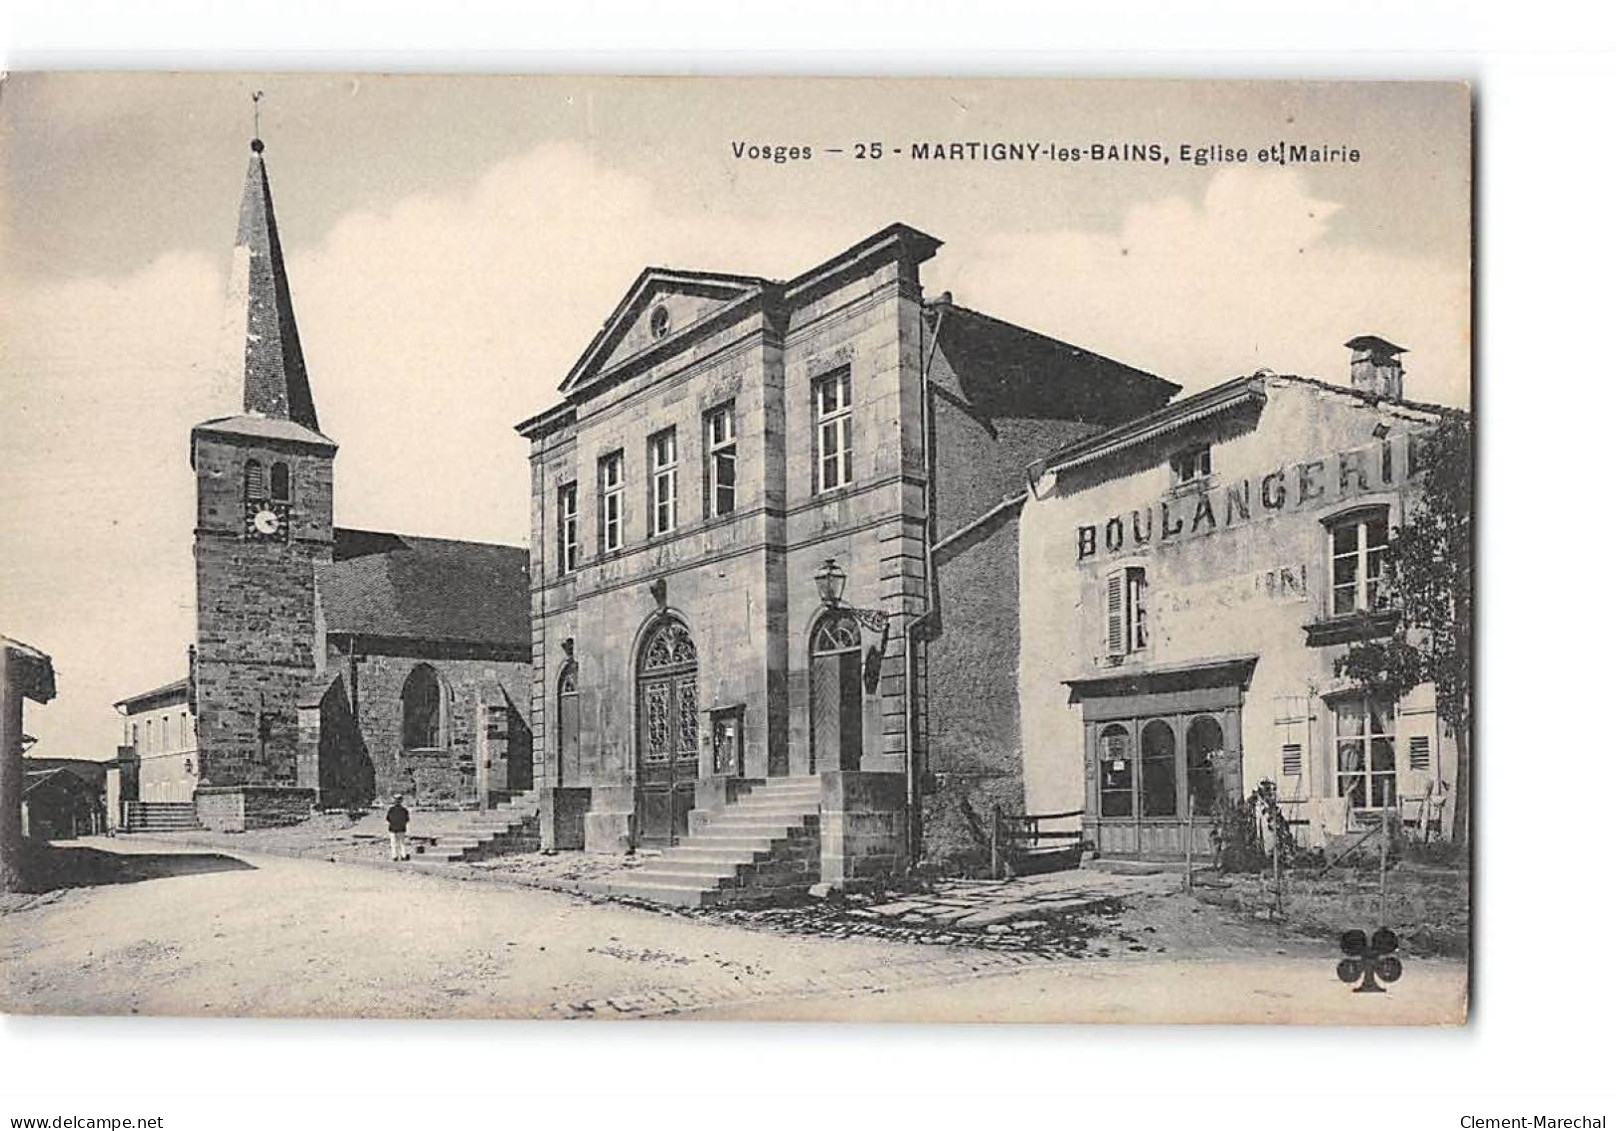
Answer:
244;459;265;500
270;462;291;502
402;664;448;750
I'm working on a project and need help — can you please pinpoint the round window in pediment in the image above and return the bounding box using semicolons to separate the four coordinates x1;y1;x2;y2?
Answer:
649;304;671;340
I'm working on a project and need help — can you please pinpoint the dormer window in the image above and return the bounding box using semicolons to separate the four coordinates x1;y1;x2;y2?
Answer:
1170;444;1212;486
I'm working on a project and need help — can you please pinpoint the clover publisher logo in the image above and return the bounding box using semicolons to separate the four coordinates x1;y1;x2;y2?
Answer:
1337;927;1402;993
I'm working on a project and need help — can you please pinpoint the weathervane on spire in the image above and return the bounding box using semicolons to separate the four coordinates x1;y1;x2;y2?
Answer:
251;90;265;152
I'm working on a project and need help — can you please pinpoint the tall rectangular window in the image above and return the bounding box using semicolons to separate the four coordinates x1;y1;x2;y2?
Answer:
1335;695;1397;810
598;451;624;553
706;403;737;517
162;714;170;750
813;368;853;492
557;482;579;574
649;428;679;536
1330;508;1389;616
1105;566;1148;656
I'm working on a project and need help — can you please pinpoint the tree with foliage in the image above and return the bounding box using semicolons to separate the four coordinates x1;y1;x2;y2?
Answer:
1335;415;1472;844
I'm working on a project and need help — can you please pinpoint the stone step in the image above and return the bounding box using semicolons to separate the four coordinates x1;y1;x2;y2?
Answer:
697;822;812;839
650;857;756;877
722;802;819;817
658;848;769;866
666;834;780;853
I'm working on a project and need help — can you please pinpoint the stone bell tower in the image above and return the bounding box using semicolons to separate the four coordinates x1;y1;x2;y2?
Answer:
190;135;336;827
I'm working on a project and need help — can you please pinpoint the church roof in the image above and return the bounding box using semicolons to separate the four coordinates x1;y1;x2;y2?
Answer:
193;413;336;450
228;138;321;432
317;529;530;653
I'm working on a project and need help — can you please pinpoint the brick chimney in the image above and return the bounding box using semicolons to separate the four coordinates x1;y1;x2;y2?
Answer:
1345;335;1407;400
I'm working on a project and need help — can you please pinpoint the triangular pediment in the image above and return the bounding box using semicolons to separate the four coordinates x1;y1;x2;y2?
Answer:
561;268;769;394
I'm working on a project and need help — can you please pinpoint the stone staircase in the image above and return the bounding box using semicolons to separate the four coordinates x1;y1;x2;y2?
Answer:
580;776;823;907
122;801;203;833
411;791;544;863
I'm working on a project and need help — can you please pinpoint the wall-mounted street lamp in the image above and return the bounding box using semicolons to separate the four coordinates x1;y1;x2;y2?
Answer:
814;558;849;607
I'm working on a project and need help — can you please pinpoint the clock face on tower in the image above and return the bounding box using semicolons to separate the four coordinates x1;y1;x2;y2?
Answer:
245;501;291;542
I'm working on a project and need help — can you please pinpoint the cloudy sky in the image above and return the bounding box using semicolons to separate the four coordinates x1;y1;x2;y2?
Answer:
0;75;1470;755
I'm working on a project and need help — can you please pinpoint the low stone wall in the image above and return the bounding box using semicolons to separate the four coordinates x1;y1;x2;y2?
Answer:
584;784;635;854
819;770;907;888
194;785;315;832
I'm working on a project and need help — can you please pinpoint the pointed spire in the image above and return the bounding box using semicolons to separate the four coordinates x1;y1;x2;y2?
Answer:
230;135;320;431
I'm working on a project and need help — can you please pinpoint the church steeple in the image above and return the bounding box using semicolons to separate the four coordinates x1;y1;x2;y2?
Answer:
230;135;320;431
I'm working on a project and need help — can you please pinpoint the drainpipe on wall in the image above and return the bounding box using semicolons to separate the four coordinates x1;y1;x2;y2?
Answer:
905;297;948;868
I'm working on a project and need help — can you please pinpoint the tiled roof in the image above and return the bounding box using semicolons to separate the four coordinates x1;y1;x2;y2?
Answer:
934;301;1181;422
1;636;56;703
113;677;188;711
318;528;530;652
192;414;335;449
23;756;115;787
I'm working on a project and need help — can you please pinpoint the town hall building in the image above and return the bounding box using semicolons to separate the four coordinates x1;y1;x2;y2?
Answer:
518;222;1176;896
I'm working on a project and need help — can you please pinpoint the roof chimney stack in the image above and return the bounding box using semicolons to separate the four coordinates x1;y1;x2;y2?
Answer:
1345;335;1406;401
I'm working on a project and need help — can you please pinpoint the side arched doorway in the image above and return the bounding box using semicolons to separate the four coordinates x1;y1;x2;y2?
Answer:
810;609;864;772
636;618;699;845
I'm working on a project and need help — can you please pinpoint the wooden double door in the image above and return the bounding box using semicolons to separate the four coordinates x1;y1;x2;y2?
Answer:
636;619;700;845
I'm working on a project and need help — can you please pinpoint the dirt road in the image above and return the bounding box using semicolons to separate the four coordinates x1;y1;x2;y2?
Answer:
0;839;1466;1023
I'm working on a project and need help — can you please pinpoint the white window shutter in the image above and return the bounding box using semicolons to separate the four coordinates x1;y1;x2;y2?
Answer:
1105;570;1125;656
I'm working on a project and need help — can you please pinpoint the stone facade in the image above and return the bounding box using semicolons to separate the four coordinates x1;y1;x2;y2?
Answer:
519;225;1177;877
1019;370;1464;857
303;645;530;809
191;422;335;799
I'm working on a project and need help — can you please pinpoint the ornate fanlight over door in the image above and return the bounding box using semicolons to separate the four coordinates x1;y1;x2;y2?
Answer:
636;618;699;845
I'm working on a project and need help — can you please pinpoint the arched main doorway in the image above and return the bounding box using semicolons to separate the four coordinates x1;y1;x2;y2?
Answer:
636;618;699;845
810;609;864;772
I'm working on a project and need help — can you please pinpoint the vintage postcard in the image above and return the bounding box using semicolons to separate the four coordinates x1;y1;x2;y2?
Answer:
0;74;1472;1023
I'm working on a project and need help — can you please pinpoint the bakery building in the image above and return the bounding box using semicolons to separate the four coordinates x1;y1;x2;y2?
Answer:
518;222;1176;881
1018;340;1464;858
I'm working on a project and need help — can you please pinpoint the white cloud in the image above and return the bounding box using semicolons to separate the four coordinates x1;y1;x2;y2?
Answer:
933;167;1471;407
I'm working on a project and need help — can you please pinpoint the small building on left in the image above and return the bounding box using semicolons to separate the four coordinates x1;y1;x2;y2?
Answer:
2;636;58;891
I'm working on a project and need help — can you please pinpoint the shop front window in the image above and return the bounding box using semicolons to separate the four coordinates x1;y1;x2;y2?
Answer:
1140;719;1177;817
1186;714;1224;817
1099;723;1133;817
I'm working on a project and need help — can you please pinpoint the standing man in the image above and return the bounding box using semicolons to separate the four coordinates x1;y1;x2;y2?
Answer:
386;794;410;862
